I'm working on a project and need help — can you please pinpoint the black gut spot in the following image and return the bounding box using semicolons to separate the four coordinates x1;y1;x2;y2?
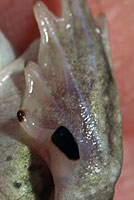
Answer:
51;126;80;160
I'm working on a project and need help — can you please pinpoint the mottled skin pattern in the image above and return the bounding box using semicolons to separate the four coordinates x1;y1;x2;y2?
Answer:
18;0;122;199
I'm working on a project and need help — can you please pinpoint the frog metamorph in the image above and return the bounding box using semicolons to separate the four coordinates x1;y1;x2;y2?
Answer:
17;0;122;199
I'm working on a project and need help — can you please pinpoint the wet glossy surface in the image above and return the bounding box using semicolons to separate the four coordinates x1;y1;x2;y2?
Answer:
18;2;122;198
0;0;133;199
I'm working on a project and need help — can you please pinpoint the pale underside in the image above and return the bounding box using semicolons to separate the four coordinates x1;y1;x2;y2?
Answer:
0;0;122;200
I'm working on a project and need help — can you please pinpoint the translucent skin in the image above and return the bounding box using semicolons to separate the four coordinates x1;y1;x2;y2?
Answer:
17;1;122;199
0;0;133;199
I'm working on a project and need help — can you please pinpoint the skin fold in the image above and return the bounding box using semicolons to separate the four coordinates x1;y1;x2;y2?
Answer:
0;0;133;200
18;0;122;199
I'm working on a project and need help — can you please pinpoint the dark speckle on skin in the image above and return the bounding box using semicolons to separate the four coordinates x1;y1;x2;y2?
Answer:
6;156;12;161
13;181;22;189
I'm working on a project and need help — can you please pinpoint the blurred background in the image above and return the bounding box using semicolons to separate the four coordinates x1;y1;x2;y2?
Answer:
0;0;134;199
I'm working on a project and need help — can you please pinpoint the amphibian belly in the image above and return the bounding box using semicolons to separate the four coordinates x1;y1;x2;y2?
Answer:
17;0;123;199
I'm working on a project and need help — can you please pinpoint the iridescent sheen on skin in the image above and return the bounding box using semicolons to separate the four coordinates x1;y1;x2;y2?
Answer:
16;0;122;199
